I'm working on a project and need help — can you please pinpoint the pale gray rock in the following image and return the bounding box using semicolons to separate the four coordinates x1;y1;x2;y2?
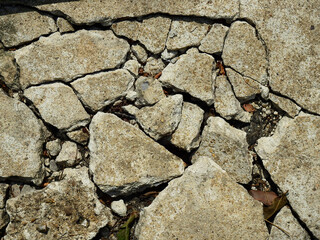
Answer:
15;30;130;89
192;117;252;183
214;75;251;122
170;102;204;152
126;90;138;102
56;17;74;33
111;200;127;217
256;114;320;238
24;83;90;131
46;139;62;157
5;167;113;240
161;49;178;61
0;6;57;47
135;95;183;140
144;57;165;76
240;0;320;114
66;128;90;145
71;69;134;111
89;113;185;197
49;160;59;172
222;21;268;84
135;156;268;240
111;20;140;40
0;90;46;185
269;206;310;240
20;185;36;195
0;184;9;208
226;67;261;102
260;84;269;100
55;141;80;167
199;24;229;54
166;20;210;50
131;44;148;63
123;59;141;76
0;52;19;90
269;93;301;118
135;77;166;106
160;48;215;105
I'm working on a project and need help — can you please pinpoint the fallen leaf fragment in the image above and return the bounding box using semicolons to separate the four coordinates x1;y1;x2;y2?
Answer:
243;103;255;112
117;212;138;240
263;192;288;220
154;72;162;79
249;190;278;206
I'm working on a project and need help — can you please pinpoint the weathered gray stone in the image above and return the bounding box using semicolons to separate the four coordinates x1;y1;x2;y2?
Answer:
240;0;320;114
55;141;80;167
0;184;8;209
111;200;127;217
0;90;46;185
131;44;148;63
166;20;210;50
5;167;113;240
170;102;204;152
226;67;261;102
214;75;252;122
135;156;268;240
111;21;140;40
256;114;320;238
135;95;183;140
66;128;90;145
56;17;74;33
135;77;166;106
10;184;21;198
71;69;134;111
46;139;62;157
192;117;252;183
269;93;301;118
123;59;141;76
144;57;165;76
89;112;185;197
161;49;178;61
0;51;19;90
24;83;90;131
269;206;310;240
15;30;130;88
20;185;36;196
160;48;215;105
199;24;229;54
0;6;57;47
49;160;59;172
222;21;268;84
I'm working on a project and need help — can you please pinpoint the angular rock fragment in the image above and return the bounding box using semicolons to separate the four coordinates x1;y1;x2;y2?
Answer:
131;44;148;63
256;114;320;238
135;77;166;106
199;24;229;54
269;93;300;118
55;141;80;167
89;113;185;197
0;51;19;90
135;95;183;140
144;57;165;76
46;139;62;157
15;30;129;88
56;17;74;33
161;49;178;61
71;69;134;111
222;21;268;84
0;6;57;47
192;117;252;183
66;128;90;145
170;102;204;152
0;90;46;185
135;156;268;240
24;83;90;131
5;167;113;240
166;20;210;50
214;75;251;122
123;59;140;76
111;20;140;40
160;48;215;105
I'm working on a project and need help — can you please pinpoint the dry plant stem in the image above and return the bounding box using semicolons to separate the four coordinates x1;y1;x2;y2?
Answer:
264;219;291;238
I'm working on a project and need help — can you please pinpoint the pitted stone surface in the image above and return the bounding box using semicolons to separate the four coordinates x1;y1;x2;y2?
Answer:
160;48;215;105
192;117;252;183
199;24;229;54
256;114;320;238
89;113;185;197
24;83;90;131
4;167;113;240
15;30;129;89
135;157;268;240
71;69;134;111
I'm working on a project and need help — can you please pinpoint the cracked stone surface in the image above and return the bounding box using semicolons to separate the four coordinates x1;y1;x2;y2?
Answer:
0;51;18;90
199;24;229;54
89;112;185;197
135;156;268;240
135;76;166;106
56;17;74;33
269;93;301;118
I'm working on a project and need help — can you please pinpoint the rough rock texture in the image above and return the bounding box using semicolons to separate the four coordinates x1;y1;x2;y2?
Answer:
24;83;90;131
241;0;320;114
166;20;210;50
0;184;9;229
55;141;80;167
135;156;268;240
0;6;57;47
111;21;140;41
131;44;148;63
0;51;19;90
15;30;129;88
0;90;46;185
46;139;61;157
71;69;134;111
269;207;310;240
192;117;252;183
222;21;268;84
160;48;215;105
111;200;127;217
135;77;166;106
269;93;301;118
256;114;320;237
66;128;90;145
56;17;74;33
144;57;165;76
170;102;204;152
214;75;251;122
89;113;185;197
5;167;113;240
123;59;140;76
199;24;229;54
135;95;183;140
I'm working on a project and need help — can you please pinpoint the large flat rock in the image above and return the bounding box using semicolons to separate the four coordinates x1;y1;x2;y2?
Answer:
89;113;185;197
15;30;129;89
256;113;320;238
135;156;268;240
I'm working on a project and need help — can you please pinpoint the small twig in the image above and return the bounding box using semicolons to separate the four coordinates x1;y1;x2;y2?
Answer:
265;219;291;238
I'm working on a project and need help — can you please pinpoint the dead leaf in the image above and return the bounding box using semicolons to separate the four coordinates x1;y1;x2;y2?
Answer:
263;192;288;220
249;190;278;206
154;72;162;79
243;103;255;112
216;61;225;75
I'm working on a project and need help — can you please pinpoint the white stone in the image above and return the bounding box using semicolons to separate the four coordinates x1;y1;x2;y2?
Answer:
199;24;229;54
111;200;127;217
55;141;80;167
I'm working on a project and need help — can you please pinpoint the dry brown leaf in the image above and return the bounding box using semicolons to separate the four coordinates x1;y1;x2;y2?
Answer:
249;190;278;206
243;103;256;112
263;192;288;220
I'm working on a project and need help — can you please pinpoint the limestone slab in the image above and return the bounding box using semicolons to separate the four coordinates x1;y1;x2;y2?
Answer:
199;24;229;54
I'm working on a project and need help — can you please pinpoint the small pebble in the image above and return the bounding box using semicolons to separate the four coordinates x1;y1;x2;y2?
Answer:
265;110;271;115
274;111;278;115
111;199;127;217
49;160;59;172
